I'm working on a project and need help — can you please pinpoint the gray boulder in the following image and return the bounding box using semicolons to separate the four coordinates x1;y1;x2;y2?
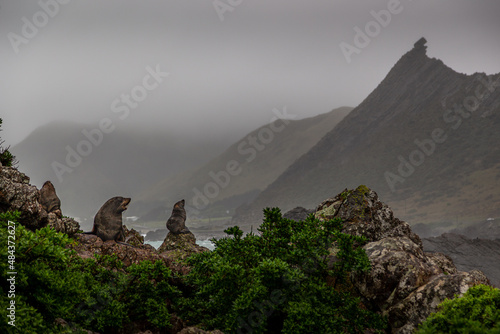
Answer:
0;166;47;229
385;270;489;333
283;206;314;222
315;185;422;247
315;186;490;333
47;213;80;235
0;166;80;235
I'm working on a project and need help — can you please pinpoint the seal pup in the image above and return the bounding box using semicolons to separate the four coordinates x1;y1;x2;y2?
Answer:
166;199;190;234
40;181;62;218
88;196;131;243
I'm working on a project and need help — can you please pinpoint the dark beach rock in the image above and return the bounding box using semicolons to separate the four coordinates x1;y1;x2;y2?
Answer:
283;206;314;221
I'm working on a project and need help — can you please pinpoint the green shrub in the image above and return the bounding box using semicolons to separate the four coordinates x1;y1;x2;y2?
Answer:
417;284;500;334
0;206;388;333
181;208;386;333
0;118;18;167
0;211;180;333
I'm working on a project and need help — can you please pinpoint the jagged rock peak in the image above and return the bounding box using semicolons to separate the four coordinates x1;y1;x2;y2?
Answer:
413;37;427;52
314;185;422;246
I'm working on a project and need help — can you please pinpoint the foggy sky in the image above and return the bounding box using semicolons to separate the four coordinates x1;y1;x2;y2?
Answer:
1;0;499;145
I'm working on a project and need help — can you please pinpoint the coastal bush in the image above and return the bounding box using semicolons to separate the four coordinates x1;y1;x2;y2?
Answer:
181;207;387;333
0;118;17;167
0;211;180;333
417;284;500;333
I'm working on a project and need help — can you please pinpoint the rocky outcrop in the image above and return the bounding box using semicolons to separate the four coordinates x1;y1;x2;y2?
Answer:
158;231;209;261
0;166;81;235
123;225;146;246
423;233;500;287
0;166;48;229
47;213;80;235
353;237;448;310
283;206;314;222
71;233;161;267
315;186;490;334
72;224;209;279
386;270;489;333
315;186;422;247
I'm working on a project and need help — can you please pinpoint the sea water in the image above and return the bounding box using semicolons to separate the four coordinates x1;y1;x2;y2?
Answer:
145;239;215;251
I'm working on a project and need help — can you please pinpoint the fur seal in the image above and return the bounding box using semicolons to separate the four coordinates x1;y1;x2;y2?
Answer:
89;196;131;242
166;199;190;234
40;181;62;218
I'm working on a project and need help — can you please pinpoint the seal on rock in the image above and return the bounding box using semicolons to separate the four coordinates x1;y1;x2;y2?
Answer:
166;199;190;234
89;196;131;242
40;181;62;218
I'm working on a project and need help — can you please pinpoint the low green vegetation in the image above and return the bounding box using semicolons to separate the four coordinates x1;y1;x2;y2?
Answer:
417;284;500;334
0;211;180;333
6;203;499;333
1;207;386;333
180;207;386;333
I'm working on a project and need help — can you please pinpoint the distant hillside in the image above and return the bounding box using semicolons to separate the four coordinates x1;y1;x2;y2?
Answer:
12;122;231;227
423;233;500;287
233;38;500;228
133;107;352;222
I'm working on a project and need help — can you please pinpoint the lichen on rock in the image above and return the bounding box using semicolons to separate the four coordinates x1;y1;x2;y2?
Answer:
158;231;209;259
314;185;490;333
315;185;422;246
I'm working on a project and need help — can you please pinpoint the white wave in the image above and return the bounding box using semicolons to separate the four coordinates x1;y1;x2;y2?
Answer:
145;239;215;251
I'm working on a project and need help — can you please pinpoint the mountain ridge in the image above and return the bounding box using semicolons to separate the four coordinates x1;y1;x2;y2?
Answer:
233;38;500;228
132;106;352;221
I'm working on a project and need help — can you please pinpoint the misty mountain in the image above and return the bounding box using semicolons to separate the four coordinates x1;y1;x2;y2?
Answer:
233;39;500;229
12;121;232;226
132;107;352;222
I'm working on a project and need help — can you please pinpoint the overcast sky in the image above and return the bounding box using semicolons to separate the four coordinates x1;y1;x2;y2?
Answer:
1;0;499;145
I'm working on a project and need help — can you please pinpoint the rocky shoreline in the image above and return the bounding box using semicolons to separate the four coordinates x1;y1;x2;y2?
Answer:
0;166;495;333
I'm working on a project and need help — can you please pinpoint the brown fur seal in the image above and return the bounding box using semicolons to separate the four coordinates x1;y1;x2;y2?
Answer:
166;199;190;234
89;196;131;242
40;181;62;218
